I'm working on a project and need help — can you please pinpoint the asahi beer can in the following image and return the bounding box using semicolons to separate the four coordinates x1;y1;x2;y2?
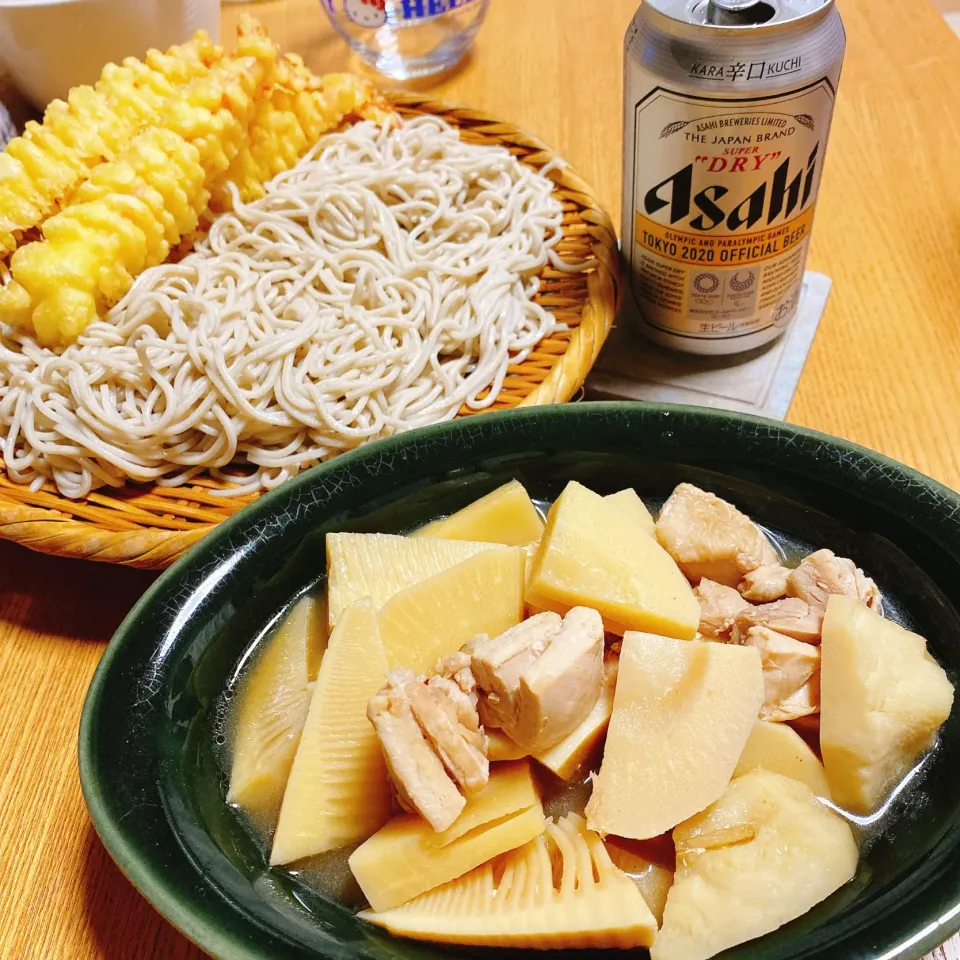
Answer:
622;0;845;354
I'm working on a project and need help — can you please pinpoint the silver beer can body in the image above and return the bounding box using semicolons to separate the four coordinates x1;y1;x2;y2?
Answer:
622;0;845;354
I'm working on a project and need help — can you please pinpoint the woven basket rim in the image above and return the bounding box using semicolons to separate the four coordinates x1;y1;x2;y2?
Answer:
0;96;620;568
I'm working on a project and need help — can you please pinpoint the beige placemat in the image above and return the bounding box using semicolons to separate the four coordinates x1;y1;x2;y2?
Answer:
586;271;831;419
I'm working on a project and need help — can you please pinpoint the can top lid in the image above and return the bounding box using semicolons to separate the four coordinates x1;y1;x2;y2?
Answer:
647;0;833;28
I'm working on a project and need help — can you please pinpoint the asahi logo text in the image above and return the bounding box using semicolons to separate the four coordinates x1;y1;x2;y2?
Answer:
643;144;819;232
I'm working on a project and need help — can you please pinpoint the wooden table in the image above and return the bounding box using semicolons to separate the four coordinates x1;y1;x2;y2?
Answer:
0;0;958;956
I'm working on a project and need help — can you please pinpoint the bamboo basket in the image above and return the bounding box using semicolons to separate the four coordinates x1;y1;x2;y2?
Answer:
0;95;620;569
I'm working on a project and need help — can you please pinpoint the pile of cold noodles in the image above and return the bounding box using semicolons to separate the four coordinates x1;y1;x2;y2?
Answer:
0;116;570;498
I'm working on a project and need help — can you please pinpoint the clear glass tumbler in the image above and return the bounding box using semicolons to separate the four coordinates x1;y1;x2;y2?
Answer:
320;0;490;79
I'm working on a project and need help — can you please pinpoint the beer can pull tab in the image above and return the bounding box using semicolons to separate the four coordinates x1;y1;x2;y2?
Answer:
706;0;776;24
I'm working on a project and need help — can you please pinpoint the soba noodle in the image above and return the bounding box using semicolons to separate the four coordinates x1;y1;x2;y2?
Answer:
0;116;575;499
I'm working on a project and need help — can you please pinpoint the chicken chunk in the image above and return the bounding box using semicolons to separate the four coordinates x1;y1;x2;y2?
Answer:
656;483;779;587
368;670;465;831
513;608;605;749
739;563;791;603
410;680;487;794
434;651;480;708
732;597;824;645
695;578;752;641
470;607;604;752
467;612;561;730
742;626;821;723
368;659;489;833
787;549;881;612
775;676;820;723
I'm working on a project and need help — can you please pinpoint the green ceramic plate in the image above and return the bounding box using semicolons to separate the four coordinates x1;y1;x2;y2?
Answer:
79;402;960;960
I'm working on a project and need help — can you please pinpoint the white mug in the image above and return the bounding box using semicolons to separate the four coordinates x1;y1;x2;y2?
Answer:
0;0;221;110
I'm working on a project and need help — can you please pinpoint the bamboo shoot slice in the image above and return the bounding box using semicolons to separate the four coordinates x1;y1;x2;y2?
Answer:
414;480;544;546
377;546;526;672
585;632;763;839
327;532;495;628
270;599;392;866
605;488;656;535
527;481;698;639
360;814;657;948
349;761;542;912
227;596;321;814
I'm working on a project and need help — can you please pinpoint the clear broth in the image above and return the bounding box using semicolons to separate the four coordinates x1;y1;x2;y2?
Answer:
216;511;938;913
